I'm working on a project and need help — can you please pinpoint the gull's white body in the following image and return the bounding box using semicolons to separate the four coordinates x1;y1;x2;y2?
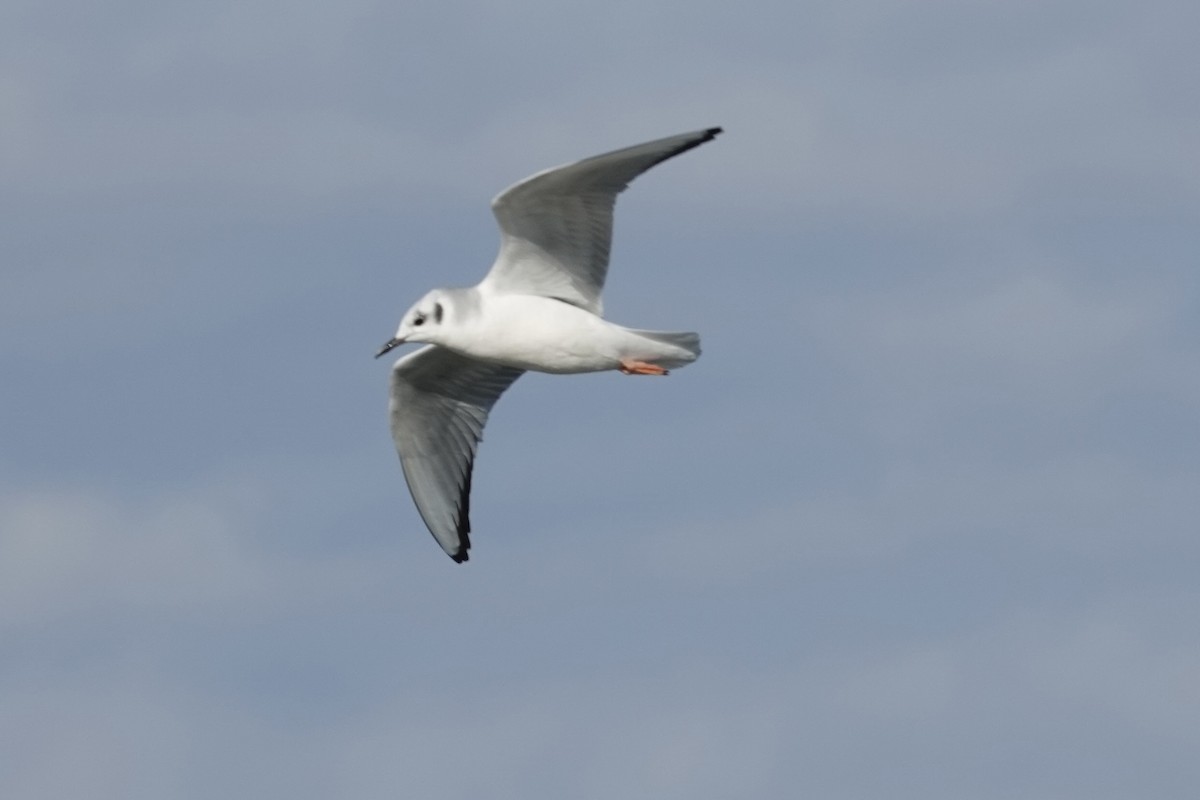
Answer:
378;127;721;562
437;293;698;374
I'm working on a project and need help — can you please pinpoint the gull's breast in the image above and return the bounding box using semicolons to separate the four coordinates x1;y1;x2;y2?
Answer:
457;295;622;374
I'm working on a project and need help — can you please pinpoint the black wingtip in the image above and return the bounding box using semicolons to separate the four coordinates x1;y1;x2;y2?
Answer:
447;526;471;563
448;464;474;564
643;126;724;175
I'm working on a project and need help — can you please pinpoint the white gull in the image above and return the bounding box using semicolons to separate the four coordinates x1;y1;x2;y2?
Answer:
376;127;722;562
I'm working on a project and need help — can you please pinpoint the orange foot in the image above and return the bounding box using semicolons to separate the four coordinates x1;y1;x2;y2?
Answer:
619;359;669;376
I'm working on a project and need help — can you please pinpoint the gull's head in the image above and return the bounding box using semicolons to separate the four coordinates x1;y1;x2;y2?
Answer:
375;290;450;358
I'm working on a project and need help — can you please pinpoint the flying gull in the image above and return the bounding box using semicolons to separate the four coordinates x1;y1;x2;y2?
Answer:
376;127;722;562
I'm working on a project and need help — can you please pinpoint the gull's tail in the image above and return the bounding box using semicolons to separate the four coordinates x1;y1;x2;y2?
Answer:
627;329;702;370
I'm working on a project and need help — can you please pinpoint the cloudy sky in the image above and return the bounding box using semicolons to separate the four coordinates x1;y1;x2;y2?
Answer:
3;1;1198;797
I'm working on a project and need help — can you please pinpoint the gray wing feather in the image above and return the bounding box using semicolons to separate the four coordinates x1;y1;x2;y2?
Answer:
389;345;524;562
483;127;722;315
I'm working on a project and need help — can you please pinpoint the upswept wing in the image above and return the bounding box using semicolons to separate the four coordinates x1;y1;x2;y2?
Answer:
482;127;722;315
388;345;524;562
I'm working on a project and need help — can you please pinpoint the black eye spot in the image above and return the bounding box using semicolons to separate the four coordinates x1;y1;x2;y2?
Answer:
433;302;443;324
413;314;425;327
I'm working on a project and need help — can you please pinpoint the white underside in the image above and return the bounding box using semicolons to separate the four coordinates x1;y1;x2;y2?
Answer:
444;294;692;374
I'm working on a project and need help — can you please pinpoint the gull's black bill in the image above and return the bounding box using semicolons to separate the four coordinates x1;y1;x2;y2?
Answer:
375;337;404;359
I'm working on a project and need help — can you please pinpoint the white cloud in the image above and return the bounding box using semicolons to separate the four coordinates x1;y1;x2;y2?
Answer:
0;485;267;627
1022;602;1200;739
332;671;788;800
4;0;1194;224
0;681;189;799
803;268;1183;422
324;597;1200;799
1;472;1196;799
634;451;1200;587
0;460;420;630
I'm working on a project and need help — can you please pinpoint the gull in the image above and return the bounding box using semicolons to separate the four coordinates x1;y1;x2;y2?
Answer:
375;127;721;562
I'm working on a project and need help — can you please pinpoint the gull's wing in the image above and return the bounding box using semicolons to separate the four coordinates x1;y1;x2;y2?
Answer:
481;127;722;315
389;345;524;562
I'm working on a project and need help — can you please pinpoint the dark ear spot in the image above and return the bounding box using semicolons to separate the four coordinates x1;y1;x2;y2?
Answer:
433;302;444;324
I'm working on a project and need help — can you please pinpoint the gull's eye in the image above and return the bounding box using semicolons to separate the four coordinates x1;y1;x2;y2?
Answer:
413;313;426;327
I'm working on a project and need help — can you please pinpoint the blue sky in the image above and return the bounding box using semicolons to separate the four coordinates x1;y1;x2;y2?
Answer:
3;1;1198;797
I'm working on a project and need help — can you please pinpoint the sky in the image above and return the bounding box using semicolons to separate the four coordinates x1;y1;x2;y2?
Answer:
2;0;1198;797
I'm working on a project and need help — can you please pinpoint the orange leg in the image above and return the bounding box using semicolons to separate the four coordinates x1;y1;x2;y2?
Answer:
619;359;669;376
